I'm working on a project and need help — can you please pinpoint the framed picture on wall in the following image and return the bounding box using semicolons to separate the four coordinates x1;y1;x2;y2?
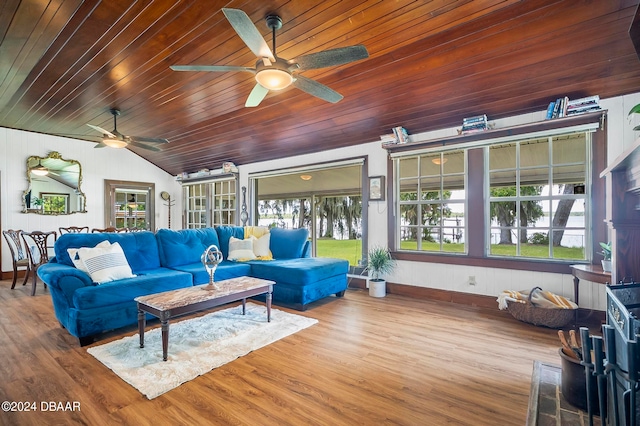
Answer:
369;176;385;201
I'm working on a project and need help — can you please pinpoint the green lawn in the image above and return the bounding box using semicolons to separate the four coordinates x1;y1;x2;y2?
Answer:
316;238;363;265
315;238;584;264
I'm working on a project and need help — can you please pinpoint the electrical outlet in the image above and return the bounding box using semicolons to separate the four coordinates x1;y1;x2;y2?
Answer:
468;275;476;285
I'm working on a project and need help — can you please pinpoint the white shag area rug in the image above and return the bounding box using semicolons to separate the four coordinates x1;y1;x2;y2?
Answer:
87;302;318;399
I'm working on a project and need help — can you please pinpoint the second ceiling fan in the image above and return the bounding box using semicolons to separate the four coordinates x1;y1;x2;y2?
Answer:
171;8;369;107
86;109;169;152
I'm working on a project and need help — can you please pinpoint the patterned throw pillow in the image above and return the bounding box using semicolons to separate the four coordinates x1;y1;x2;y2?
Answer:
77;242;135;284
67;240;111;273
227;236;257;261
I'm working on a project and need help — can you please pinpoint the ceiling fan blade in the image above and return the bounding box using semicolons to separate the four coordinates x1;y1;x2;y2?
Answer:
87;123;116;138
170;65;255;73
292;75;343;103
222;8;274;61
292;45;369;70
128;135;169;144
245;83;269;107
128;141;162;152
94;142;108;148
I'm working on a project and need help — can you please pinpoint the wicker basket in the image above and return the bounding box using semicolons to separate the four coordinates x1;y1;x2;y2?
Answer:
506;286;575;328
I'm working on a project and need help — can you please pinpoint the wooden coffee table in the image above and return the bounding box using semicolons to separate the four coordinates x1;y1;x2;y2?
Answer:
134;276;274;361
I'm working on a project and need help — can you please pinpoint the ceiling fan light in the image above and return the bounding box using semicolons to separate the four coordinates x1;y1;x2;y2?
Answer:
103;138;128;149
255;69;293;91
32;166;49;176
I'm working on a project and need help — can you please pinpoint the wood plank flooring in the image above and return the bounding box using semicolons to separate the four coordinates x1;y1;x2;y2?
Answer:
0;280;568;425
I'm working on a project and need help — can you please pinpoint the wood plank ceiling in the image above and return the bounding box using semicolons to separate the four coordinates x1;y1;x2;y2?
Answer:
1;0;640;176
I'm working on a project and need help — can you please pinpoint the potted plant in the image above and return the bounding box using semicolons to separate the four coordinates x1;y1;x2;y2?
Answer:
365;246;396;298
599;242;612;272
629;103;640;130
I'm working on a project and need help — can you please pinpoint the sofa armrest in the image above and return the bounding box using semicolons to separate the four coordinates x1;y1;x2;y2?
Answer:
37;263;93;306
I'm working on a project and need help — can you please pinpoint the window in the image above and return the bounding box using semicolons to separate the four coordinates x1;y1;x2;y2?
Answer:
389;116;603;268
397;151;466;253
487;133;588;260
182;177;236;228
104;180;155;230
115;191;148;229
251;161;365;266
41;193;69;215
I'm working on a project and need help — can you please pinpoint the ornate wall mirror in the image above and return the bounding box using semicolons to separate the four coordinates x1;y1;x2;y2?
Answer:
22;151;86;214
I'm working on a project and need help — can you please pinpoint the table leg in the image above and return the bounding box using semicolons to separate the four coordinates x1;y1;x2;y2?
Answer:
573;275;580;326
137;308;145;348
242;298;246;315
161;319;169;361
266;291;272;322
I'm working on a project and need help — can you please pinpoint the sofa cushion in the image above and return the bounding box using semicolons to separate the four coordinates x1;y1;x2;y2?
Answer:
249;257;349;286
54;231;160;273
77;242;135;284
72;268;192;310
156;228;220;268
269;228;309;259
170;261;252;285
214;226;245;259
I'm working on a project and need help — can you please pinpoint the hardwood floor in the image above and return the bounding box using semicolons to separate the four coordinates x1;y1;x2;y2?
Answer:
0;279;567;425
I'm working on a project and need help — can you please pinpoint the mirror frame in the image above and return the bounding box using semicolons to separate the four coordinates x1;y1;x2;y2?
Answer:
22;151;87;215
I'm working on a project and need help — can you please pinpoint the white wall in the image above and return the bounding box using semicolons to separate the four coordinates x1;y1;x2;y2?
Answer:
0;128;182;272
240;92;640;310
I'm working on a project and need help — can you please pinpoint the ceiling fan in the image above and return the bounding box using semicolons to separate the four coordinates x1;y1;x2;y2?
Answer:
170;8;369;107
86;109;169;152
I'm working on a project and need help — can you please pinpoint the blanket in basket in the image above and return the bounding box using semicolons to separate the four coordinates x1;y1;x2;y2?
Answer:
497;289;577;310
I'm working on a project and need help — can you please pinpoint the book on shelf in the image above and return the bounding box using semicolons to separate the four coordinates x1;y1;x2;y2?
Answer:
545;102;556;119
547;95;601;118
461;115;488;134
462;114;487;125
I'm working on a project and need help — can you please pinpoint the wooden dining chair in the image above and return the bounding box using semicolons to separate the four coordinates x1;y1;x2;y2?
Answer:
21;231;57;296
2;229;31;289
91;227;128;233
59;226;89;234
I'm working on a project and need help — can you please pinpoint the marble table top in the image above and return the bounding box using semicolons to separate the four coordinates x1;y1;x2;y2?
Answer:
134;276;274;311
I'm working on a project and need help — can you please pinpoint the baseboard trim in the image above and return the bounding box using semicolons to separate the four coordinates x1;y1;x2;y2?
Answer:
347;276;604;327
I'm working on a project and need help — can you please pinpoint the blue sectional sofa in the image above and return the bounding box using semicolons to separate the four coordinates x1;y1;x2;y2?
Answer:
38;226;349;345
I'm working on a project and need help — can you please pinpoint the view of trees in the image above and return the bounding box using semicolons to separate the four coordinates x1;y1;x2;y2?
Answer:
490;184;577;246
489;186;544;244
258;195;362;239
399;190;452;241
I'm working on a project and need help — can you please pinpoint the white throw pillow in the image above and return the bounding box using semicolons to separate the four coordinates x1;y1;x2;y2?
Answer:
67;240;111;273
252;233;272;259
227;236;256;261
77;242;135;284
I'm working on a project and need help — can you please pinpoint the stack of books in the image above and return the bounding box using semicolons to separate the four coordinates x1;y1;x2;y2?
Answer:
461;115;488;134
380;126;410;145
566;95;601;116
546;95;601;119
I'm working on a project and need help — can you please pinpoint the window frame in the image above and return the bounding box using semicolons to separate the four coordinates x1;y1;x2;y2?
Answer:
396;151;468;254
484;133;590;261
386;112;607;273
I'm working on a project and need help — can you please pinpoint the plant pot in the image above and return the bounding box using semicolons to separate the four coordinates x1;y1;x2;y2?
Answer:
601;259;612;272
369;279;386;298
